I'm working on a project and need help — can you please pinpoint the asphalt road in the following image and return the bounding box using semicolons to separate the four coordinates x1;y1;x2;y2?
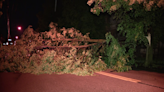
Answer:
0;69;164;92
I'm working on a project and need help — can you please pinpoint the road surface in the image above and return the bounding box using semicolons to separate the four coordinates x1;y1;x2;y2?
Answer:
0;69;164;92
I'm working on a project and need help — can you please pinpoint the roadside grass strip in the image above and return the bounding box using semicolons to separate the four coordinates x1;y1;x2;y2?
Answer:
96;72;141;83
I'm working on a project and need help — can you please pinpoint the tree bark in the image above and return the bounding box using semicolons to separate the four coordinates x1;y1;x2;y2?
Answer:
145;45;153;67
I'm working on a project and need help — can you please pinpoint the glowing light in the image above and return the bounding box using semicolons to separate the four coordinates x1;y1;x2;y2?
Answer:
6;42;8;45
8;39;12;41
15;36;18;39
17;26;22;30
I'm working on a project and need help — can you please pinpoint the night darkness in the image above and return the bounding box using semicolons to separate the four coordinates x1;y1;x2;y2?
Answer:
0;0;97;42
0;0;51;41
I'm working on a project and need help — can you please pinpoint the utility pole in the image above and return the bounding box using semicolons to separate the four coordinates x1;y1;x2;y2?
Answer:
54;0;57;12
7;0;10;39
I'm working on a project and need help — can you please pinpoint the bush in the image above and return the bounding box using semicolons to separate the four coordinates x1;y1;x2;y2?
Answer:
104;32;132;72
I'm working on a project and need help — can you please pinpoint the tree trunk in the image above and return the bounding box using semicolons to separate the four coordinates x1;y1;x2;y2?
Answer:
145;45;153;67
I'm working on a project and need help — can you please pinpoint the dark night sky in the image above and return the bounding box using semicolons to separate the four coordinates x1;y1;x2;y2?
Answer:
0;0;46;41
0;0;99;42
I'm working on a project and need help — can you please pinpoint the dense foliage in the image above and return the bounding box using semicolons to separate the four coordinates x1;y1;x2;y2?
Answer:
104;32;131;72
0;22;107;76
87;0;164;69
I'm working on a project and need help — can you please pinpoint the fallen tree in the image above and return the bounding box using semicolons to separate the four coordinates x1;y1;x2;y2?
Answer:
0;22;107;76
